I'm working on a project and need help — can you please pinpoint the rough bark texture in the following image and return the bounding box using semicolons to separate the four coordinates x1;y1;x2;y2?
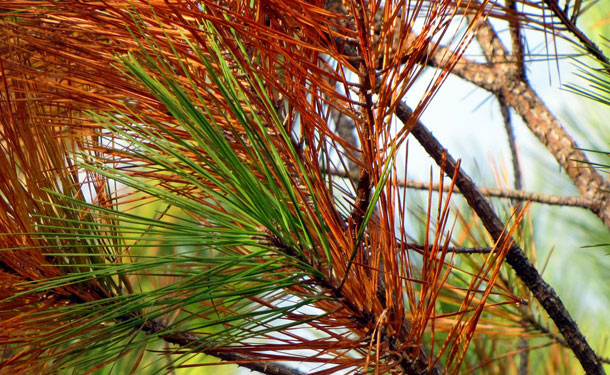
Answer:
429;32;610;229
330;168;595;208
396;102;606;375
143;319;306;375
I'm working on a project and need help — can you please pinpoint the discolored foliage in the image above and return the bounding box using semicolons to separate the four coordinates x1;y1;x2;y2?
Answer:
0;1;608;374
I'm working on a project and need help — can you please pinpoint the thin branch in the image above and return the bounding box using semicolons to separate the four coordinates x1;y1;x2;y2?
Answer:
327;168;595;209
517;337;529;375
468;13;524;194
348;1;375;234
395;102;606;375
330;107;360;176
499;101;523;192
524;315;610;366
141;319;306;375
541;0;610;69
494;12;529;368
408;242;493;254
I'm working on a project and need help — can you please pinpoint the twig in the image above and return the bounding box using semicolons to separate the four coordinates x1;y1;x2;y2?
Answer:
541;0;610;69
395;102;606;375
524;315;610;365
141;319;306;375
499;101;523;192
487;13;530;369
407;242;493;254
330;107;360;176
348;0;375;235
327;168;595;209
497;11;530;370
517;336;529;375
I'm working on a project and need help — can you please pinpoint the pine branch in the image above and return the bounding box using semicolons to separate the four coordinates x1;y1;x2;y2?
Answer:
407;243;493;254
348;2;375;235
141;319;306;375
395;102;606;375
4;2;608;374
428;32;610;229
523;315;610;366
499;101;523;192
327;168;595;209
541;0;610;70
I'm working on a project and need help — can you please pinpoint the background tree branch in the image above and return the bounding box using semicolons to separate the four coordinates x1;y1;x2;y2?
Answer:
428;26;610;228
396;102;606;375
328;168;596;209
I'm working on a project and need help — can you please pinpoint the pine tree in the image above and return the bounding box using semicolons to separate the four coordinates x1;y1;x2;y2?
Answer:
0;1;608;374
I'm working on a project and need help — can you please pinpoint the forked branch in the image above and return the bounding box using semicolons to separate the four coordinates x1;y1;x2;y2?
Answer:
428;22;610;229
396;102;606;375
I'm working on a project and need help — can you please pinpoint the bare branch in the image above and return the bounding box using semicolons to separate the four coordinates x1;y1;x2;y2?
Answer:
429;41;610;228
327;169;595;209
407;242;493;254
524;315;610;366
499;101;523;192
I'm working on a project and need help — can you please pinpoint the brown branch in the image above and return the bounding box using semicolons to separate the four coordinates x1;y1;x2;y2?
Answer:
428;38;610;229
395;102;606;375
541;0;610;69
141;319;306;375
407;242;493;254
327;168;596;209
506;0;527;81
499;101;523;192
524;315;610;366
348;2;375;234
